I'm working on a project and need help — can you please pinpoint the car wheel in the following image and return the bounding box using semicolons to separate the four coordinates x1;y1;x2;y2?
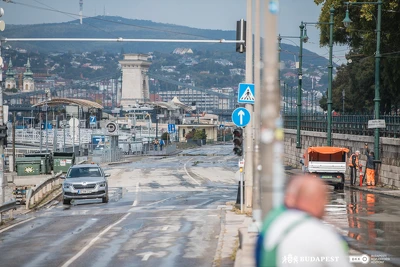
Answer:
63;199;71;205
102;195;109;203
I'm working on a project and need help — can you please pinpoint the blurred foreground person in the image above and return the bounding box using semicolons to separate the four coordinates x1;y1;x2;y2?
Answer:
256;174;352;267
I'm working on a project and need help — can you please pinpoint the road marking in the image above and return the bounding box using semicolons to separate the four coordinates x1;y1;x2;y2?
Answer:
132;182;140;206
146;196;176;206
61;213;131;267
162;226;169;231
0;217;35;234
142;252;153;261
183;157;201;185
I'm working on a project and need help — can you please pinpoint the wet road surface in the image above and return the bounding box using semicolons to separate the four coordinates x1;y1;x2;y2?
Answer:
0;145;238;267
326;188;400;265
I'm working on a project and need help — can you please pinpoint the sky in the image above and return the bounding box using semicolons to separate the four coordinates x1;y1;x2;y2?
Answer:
0;0;348;64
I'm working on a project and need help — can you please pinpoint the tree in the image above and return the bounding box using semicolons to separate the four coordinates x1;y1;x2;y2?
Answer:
315;0;400;114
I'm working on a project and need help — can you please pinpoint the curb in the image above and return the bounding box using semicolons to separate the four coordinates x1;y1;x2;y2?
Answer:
345;184;400;198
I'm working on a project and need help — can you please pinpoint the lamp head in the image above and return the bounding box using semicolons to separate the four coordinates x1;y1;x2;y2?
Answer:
302;27;309;43
343;8;352;28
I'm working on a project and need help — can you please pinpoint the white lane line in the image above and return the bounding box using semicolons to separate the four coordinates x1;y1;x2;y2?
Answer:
183;157;201;185
162;226;169;231
61;213;131;267
132;182;140;206
146;196;176;206
0;217;36;234
142;252;153;261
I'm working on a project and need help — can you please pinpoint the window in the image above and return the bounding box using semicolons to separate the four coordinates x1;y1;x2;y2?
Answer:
67;167;102;178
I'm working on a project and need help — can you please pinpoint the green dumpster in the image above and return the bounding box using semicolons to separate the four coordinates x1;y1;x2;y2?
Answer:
16;157;41;176
24;153;52;174
53;152;75;173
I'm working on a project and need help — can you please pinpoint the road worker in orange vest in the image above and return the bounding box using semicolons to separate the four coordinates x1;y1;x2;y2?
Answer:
364;144;375;186
349;150;360;185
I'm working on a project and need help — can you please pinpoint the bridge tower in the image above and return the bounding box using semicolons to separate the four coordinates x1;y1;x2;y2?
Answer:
118;54;151;107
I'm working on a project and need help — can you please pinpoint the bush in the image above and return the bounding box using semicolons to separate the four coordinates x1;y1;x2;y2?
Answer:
193;129;207;140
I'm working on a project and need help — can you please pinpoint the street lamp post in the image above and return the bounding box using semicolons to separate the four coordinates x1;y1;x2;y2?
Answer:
296;22;305;149
283;82;286;114
327;7;334;146
343;1;382;160
291;86;294;114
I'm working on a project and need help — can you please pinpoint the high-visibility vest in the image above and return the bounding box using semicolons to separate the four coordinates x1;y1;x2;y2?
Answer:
348;154;358;167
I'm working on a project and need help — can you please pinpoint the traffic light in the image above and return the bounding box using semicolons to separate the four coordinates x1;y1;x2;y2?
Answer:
233;128;243;156
0;125;7;146
236;19;246;53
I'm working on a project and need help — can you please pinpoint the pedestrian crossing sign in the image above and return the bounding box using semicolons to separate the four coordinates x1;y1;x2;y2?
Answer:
238;83;255;104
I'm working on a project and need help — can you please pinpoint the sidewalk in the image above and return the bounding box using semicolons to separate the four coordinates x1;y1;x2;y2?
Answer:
213;205;254;267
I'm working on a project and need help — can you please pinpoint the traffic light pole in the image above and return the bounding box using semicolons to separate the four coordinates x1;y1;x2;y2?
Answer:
244;0;254;213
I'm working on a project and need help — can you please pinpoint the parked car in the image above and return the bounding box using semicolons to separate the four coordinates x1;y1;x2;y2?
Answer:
61;164;110;205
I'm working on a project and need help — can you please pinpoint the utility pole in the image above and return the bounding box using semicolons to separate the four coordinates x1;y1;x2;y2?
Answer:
260;0;283;217
0;40;5;204
250;0;262;232
244;0;254;212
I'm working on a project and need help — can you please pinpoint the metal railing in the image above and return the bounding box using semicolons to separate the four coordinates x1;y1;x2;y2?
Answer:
25;172;63;209
0;199;17;223
283;113;400;138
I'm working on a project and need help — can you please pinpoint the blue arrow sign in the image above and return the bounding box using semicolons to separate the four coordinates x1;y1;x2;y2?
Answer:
232;107;251;127
238;83;255;104
90;116;97;125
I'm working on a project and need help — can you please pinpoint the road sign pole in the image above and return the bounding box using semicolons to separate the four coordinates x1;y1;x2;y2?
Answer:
63;120;66;152
72;116;75;154
240;167;244;213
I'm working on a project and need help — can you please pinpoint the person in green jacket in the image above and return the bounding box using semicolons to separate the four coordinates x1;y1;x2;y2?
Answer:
255;174;352;267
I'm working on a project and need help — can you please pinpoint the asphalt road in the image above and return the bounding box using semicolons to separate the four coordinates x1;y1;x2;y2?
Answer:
0;145;239;267
1;145;399;266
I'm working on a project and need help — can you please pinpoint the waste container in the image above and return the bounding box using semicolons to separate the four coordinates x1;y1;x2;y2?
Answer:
24;153;52;174
16;157;41;176
53;152;75;173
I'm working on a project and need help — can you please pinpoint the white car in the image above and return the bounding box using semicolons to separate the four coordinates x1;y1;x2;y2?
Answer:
62;164;110;205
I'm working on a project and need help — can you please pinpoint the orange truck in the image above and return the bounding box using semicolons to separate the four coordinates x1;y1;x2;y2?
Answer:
302;146;349;190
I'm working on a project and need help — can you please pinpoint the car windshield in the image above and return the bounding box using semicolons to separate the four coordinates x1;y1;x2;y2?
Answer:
67;167;102;178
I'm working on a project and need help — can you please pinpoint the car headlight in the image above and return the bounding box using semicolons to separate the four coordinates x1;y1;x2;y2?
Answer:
98;182;106;187
63;183;72;189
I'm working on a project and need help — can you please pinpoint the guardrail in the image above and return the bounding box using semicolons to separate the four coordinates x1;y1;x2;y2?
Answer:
25;172;63;209
283;114;400;138
0;199;17;224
